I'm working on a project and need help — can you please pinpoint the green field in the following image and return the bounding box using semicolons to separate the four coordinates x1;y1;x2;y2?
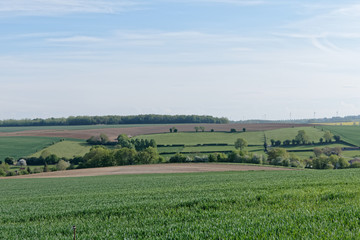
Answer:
0;136;63;160
0;124;160;133
320;125;360;146
2;169;360;239
265;126;324;143
30;140;91;158
138;127;324;146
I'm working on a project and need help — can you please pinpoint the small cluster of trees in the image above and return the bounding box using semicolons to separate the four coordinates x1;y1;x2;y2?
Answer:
169;127;178;133
194;126;205;132
80;146;162;168
230;128;246;133
117;134;156;151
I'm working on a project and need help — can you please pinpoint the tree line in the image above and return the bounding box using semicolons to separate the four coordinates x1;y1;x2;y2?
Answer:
0;114;229;127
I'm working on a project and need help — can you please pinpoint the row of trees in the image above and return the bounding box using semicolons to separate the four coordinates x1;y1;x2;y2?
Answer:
270;130;341;147
0;114;229;127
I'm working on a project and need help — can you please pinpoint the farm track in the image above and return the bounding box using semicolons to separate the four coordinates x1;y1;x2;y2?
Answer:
1;163;294;179
0;123;312;140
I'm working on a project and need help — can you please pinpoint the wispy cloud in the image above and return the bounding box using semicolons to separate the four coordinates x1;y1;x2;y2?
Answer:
0;0;141;16
47;36;103;43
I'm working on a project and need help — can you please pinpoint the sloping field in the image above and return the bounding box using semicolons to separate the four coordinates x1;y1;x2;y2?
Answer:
30;140;91;158
2;163;293;179
320;125;360;146
0;123;311;140
0;136;62;160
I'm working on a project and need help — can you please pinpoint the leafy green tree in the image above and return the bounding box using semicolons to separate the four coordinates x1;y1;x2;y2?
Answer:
4;157;14;165
83;146;114;167
113;148;137;165
117;134;133;148
295;130;310;145
235;138;248;150
56;160;70;171
200;126;205;132
136;147;159;164
194;126;199;132
323;131;333;143
267;148;289;162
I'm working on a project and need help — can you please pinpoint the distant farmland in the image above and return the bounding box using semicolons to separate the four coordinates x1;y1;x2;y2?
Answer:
0;123;311;140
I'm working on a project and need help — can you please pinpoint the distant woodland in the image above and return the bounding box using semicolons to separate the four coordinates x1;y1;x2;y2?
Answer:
0;114;229;127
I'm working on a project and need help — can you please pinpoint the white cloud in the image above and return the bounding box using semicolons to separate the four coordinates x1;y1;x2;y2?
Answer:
47;36;103;43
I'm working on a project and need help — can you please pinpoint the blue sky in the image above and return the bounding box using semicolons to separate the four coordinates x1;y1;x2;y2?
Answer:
1;0;360;120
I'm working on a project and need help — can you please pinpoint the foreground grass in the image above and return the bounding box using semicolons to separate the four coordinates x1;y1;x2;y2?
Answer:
2;169;360;239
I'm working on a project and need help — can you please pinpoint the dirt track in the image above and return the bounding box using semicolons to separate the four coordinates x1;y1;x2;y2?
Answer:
1;163;294;179
0;123;312;140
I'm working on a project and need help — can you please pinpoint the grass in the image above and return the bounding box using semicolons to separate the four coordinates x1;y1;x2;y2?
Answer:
137;132;264;145
0;136;63;160
265;126;324;143
138;127;324;146
0;124;161;133
2;169;360;239
30;140;91;158
320;125;360;146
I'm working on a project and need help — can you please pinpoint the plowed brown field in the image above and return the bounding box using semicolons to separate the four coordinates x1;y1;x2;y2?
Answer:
1;163;295;179
0;123;311;140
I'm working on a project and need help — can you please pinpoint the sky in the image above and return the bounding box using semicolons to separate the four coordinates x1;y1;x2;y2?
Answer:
1;0;360;121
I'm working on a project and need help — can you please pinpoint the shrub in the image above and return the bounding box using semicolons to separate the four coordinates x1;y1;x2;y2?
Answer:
0;168;6;176
56;160;71;171
6;171;16;176
169;153;187;163
350;162;360;168
33;167;43;173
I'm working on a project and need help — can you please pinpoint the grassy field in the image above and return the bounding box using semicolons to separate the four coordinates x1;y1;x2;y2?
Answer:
30;140;91;158
2;169;360;239
137;132;264;145
320;125;360;146
0;124;160;133
137;127;324;146
265;126;324;143
0;136;63;160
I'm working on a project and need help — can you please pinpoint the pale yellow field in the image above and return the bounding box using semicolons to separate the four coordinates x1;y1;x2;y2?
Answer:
316;122;359;126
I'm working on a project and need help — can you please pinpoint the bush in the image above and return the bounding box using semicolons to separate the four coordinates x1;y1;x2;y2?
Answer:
350;162;360;168
0;168;6;176
6;171;16;176
33;167;43;173
169;153;187;163
56;160;71;171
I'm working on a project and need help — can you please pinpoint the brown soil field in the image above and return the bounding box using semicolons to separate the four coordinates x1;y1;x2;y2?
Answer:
1;163;295;179
0;123;312;140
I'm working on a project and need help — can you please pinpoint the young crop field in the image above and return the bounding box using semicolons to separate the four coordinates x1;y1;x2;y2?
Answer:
265;126;324;143
30;140;91;158
320;125;360;146
0;136;63;160
2;169;360;239
136;131;265;145
137;127;324;146
0;124;159;133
